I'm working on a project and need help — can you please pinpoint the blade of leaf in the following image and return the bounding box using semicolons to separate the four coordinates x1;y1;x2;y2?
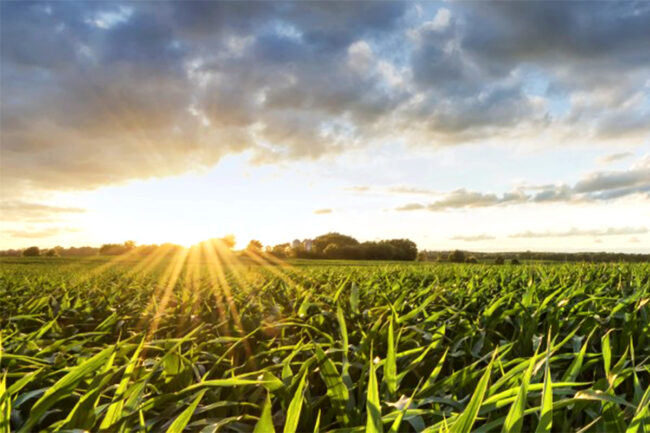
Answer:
385;315;397;397
535;345;553;433
626;384;650;433
18;345;115;433
450;351;496;433
314;345;350;425
502;353;535;433
366;350;383;433
165;389;206;433
284;370;307;433
101;338;145;430
253;392;274;433
0;372;10;433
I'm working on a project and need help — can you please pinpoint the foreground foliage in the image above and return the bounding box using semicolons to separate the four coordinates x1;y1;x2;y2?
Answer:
1;256;649;432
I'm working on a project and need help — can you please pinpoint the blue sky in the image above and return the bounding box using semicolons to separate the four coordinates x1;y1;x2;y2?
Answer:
1;1;649;251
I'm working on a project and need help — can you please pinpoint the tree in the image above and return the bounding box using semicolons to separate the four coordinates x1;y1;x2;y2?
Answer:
385;239;418;261
448;250;465;263
269;243;291;258
246;240;263;252
494;256;505;265
510;258;521;265
44;248;59;257
22;246;40;257
220;234;236;249
312;233;359;254
466;256;478;264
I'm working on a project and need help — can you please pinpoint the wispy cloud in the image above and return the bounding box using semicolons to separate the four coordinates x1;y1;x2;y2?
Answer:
5;227;81;239
314;208;333;215
395;156;650;211
2;201;86;222
395;203;426;211
597;152;634;164
450;234;496;242
345;185;371;193
509;227;648;239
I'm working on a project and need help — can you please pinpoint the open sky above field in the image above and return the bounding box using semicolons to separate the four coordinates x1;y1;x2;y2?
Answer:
1;1;649;252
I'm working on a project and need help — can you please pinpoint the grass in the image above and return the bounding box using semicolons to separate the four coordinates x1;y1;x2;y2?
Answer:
1;254;649;432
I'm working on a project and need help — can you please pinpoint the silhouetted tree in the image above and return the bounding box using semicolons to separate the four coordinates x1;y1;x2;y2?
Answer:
313;233;359;254
385;239;418;260
22;246;40;257
269;243;291;258
246;240;263;252
448;250;465;263
220;235;236;249
44;248;59;257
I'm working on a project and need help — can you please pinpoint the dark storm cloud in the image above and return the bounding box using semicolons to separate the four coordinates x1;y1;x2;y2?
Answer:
461;2;650;69
2;1;649;196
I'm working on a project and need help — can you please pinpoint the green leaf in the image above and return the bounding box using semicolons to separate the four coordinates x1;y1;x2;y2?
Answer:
535;348;553;433
313;410;321;433
165;389;206;433
315;346;350;425
562;330;594;382
0;372;10;433
502;353;535;433
626;384;650;433
101;338;145;430
602;331;612;379
574;390;635;409
450;351;495;433
18;346;115;433
419;348;449;395
384;315;397;397
253;393;275;433
284;370;307;433
366;351;383;433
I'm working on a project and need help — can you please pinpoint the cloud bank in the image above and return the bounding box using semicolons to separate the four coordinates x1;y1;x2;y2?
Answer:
2;1;649;199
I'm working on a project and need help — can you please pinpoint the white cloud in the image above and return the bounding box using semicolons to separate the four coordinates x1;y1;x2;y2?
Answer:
347;40;374;73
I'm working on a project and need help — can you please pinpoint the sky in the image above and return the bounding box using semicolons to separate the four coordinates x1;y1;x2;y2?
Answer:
1;1;649;252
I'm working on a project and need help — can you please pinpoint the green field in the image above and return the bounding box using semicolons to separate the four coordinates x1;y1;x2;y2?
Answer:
1;256;649;432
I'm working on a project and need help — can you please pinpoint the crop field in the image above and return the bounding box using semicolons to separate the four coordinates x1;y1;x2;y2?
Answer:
1;254;649;432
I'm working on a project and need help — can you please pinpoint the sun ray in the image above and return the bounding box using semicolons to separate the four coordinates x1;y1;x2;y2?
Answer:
241;248;303;290
202;239;255;366
198;241;230;335
72;246;146;284
183;244;203;329
140;246;189;339
124;243;178;279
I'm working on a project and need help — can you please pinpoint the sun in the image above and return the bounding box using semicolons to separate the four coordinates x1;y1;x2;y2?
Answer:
165;233;206;248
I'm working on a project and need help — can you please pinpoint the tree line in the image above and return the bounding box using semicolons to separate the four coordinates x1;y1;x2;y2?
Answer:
417;249;650;263
5;237;649;263
5;233;419;261
264;233;418;261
